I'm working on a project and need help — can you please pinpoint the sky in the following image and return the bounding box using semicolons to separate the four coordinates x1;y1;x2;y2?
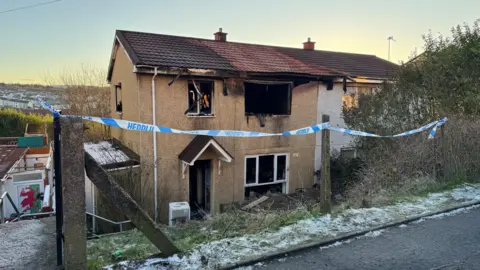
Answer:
0;0;479;84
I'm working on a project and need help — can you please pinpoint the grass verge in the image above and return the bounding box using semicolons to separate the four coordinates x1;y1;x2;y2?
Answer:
87;179;475;269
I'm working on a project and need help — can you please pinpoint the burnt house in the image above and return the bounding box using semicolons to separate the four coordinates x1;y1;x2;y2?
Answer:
106;28;397;222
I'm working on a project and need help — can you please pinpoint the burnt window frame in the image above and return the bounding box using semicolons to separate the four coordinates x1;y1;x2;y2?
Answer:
187;80;214;116
244;81;293;116
115;83;122;113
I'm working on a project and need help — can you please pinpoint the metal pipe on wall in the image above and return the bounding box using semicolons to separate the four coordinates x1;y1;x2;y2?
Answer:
152;67;159;223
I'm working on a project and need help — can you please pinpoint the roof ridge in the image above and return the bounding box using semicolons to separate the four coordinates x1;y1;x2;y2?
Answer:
116;29;393;61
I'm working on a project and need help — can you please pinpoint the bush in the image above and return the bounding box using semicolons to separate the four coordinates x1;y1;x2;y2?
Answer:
345;117;480;207
330;150;364;199
0;108;52;137
342;19;480;207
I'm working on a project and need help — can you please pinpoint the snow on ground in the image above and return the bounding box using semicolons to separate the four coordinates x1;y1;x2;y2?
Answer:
105;184;480;270
84;141;130;165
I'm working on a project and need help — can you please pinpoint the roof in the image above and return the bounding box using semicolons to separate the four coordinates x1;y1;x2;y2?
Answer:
84;140;140;170
111;30;398;80
178;136;233;165
0;146;28;180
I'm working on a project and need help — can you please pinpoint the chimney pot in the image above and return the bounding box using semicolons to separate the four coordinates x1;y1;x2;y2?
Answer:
214;28;228;42
303;37;315;50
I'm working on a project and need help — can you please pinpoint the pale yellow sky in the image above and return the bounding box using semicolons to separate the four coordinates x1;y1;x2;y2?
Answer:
1;0;478;84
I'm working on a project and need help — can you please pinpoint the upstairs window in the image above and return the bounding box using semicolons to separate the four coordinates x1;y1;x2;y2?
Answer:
187;81;213;116
244;82;292;115
115;83;122;113
342;93;357;110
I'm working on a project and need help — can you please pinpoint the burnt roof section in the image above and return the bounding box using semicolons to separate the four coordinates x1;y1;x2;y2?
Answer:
178;135;233;165
111;30;398;81
0;146;28;180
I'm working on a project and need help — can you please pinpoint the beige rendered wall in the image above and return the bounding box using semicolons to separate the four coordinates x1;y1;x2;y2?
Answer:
110;50;321;222
109;44;141;154
141;75;319;221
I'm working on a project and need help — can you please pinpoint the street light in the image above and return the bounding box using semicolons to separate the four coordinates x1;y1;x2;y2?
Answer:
387;36;396;61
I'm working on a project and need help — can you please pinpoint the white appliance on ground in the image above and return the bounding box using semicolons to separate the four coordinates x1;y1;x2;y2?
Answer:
168;202;190;226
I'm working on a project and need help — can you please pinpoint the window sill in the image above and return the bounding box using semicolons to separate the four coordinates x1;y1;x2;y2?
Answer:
187;114;215;118
245;114;290;117
116;111;123;115
245;180;287;187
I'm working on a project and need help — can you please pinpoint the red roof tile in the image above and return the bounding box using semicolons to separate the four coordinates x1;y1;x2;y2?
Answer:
114;30;398;80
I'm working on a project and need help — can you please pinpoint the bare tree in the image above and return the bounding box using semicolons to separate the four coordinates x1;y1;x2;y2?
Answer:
43;63;110;117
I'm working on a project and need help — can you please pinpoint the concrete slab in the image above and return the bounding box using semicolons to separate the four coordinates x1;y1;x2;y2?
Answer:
0;217;56;270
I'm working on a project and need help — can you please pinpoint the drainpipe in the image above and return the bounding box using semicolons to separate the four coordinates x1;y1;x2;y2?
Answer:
152;67;159;223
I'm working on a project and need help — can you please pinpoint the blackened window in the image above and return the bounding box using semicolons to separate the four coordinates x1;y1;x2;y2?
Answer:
244;82;292;115
187;81;213;115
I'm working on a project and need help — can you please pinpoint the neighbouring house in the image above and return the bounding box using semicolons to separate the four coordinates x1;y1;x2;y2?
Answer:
106;28;398;223
0;131;54;223
312;42;399;173
0;97;33;109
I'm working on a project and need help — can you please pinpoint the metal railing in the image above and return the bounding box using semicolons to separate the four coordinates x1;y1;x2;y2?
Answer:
0;191;20;223
86;212;131;233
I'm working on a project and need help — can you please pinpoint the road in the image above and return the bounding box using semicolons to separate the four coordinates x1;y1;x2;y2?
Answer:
255;207;480;270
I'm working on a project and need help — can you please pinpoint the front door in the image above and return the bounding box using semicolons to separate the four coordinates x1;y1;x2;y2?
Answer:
189;160;211;219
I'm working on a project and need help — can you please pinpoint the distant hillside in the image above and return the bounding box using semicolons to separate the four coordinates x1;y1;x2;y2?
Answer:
0;83;66;92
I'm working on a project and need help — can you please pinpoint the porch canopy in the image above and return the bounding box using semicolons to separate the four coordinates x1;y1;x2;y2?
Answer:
178;136;233;166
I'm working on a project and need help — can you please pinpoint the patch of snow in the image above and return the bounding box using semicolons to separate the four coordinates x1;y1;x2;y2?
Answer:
108;184;480;269
450;185;480;202
84;141;130;165
398;224;408;228
319;241;346;250
364;229;385;238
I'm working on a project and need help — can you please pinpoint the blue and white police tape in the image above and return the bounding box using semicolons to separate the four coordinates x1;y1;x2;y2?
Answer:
61;114;332;137
36;95;447;138
36;95;61;118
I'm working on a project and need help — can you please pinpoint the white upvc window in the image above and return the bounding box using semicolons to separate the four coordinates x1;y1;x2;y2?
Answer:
244;154;289;198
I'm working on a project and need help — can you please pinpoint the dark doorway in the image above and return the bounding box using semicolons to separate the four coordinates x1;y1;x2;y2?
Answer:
189;160;212;219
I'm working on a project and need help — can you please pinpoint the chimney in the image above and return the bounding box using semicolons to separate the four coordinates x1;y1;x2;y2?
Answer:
303;37;315;50
214;28;227;42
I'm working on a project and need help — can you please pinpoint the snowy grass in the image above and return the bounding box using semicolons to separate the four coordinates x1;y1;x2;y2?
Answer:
89;183;480;270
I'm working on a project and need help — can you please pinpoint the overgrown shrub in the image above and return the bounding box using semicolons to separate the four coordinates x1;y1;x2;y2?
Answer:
342;19;480;207
330;150;364;199
0;108;52;137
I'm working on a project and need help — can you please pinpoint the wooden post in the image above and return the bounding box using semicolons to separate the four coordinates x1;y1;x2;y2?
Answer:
440;124;448;182
320;114;332;213
60;117;87;269
85;153;181;257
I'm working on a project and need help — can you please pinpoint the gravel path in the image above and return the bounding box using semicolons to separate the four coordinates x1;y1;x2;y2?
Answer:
0;217;56;270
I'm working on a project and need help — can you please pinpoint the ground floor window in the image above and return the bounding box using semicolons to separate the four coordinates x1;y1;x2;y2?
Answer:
244;154;288;198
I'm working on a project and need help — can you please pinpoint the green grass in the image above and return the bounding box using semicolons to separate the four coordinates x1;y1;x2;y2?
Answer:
87;205;328;268
87;230;158;269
